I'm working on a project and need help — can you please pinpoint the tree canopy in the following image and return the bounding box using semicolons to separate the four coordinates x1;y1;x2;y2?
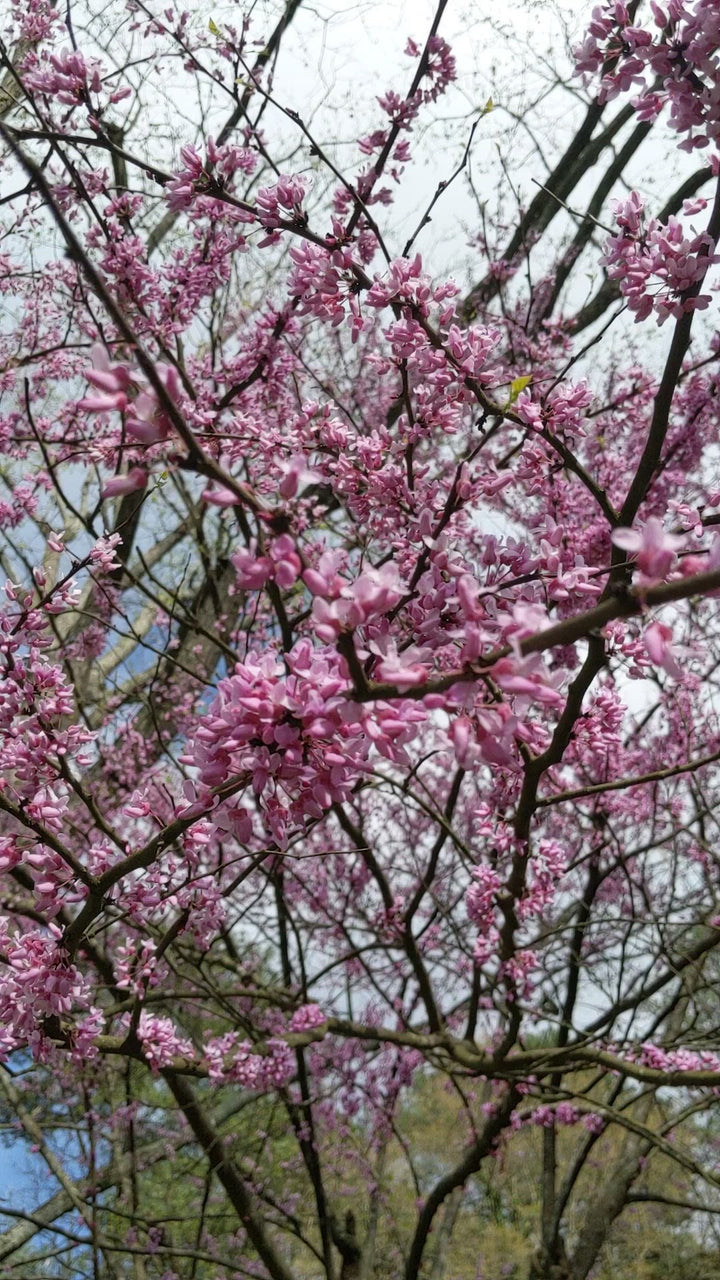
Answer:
2;1;720;1276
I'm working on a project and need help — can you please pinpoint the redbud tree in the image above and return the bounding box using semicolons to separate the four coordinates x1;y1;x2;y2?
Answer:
2;0;720;1276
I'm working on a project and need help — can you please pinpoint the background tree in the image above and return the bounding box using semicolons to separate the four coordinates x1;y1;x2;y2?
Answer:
2;1;720;1277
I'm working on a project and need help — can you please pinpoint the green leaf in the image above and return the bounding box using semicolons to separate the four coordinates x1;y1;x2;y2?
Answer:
507;375;532;405
208;17;220;35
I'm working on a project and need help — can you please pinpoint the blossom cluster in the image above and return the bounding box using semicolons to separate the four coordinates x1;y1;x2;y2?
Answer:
205;1032;295;1090
164;136;257;213
185;643;366;845
0;922;99;1060
603;193;717;323
78;344;184;495
576;0;720;152
24;46;131;109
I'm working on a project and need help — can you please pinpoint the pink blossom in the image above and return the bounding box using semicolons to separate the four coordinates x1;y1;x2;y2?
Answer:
611;517;685;582
201;485;241;507
582;1114;606;1135
135;1013;194;1072
278;454;321;499
311;564;404;640
89;533;123;573
603;195;717;323
231;535;301;590
102;468;148;499
643;620;684;678
255;175;308;229
289;1004;326;1032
